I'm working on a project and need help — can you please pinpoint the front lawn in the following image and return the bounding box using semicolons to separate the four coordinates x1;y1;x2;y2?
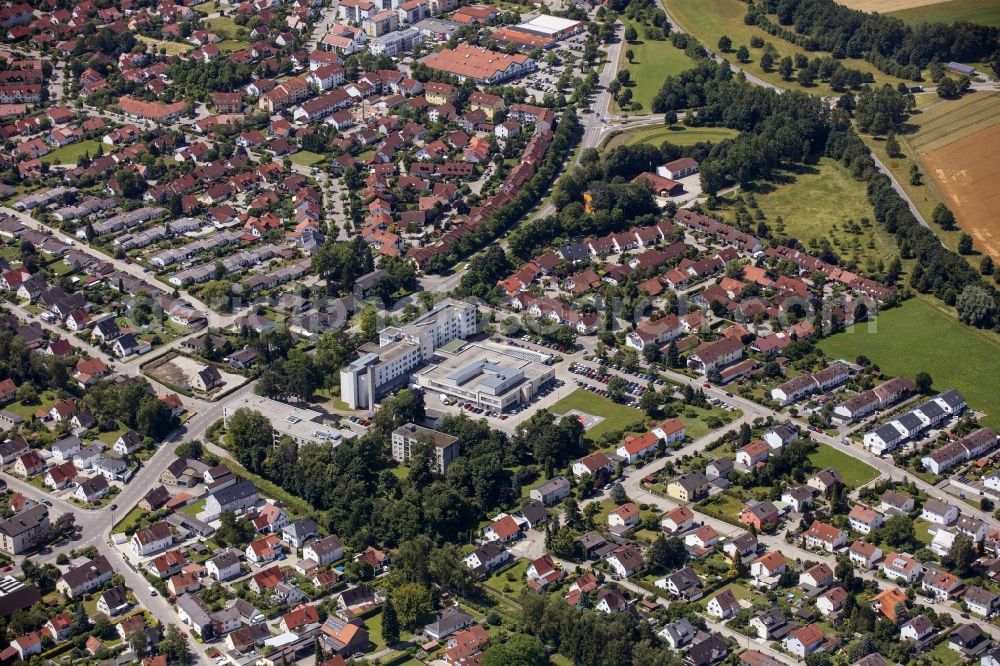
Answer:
807;443;878;489
549;389;644;441
818;297;1000;431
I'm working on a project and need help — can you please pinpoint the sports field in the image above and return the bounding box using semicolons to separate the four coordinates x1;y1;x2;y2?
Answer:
604;125;739;150
904;93;1000;259
665;0;912;95
616;16;697;113
888;0;1000;26
818;297;1000;430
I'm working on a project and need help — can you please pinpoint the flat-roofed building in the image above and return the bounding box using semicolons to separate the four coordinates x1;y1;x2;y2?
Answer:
341;299;478;409
414;342;554;411
391;423;459;474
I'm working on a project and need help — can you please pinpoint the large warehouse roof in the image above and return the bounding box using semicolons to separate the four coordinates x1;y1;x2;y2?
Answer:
514;14;583;36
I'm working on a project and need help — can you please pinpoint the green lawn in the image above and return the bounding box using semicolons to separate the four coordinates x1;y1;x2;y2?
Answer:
6;391;58;421
807;443;878;489
365;610;389;651
605;125;740;150
289;150;326;167
484;558;531;596
681;404;742;440
617;16;697;113
113;506;146;535
664;0;913;96
217;39;247;53
42;140;102;167
180;499;206;518
914;519;935;546
136;35;192;56
698;581;750;607
818;297;1000;431
890;0;1000;26
192;0;218;13
716;158;896;270
923;638;963;666
697;490;746;523
202;16;244;39
549;389;645;440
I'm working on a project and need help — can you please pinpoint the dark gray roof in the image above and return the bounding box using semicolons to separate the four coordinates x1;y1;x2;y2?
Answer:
519;499;547;525
309;535;344;557
0;505;47;538
936;390;965;410
99;585;127;608
874;422;903;441
424;608;472;638
897;411;924;431
208;479;259;507
61;555;112;589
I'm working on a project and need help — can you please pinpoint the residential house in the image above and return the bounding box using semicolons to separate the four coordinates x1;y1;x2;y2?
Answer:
921;499;959;526
804;521;847;552
131;522;172;557
666;472;710;503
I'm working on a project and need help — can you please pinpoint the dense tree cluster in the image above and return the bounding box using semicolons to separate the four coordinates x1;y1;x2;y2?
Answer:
83;378;176;441
520;590;683;666
225;391;560;548
652;60;829;193
749;0;1000;79
166;59;255;95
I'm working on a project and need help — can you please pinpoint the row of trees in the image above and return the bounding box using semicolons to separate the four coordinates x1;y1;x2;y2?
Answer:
824;118;1000;328
755;0;1000;79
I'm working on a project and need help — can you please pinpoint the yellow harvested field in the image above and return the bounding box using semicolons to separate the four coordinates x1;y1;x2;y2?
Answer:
921;124;1000;259
907;92;1000;154
835;0;949;11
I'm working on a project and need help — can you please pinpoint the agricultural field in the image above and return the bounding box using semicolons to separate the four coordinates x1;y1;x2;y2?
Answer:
664;0;913;96
604;124;739;150
818;297;1000;430
616;17;697;113
712;158;896;270
888;0;1000;26
903;92;1000;259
